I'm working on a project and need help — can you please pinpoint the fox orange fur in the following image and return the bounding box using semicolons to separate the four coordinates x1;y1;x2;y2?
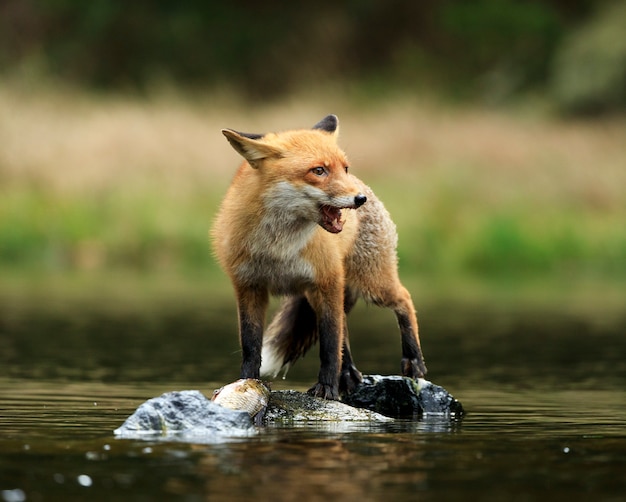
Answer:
212;115;426;400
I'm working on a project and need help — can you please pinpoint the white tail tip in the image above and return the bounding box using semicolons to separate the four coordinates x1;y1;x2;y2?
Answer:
260;344;288;379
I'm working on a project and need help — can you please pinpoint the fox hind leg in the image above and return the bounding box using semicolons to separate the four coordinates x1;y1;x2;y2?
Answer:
397;309;427;378
379;284;427;379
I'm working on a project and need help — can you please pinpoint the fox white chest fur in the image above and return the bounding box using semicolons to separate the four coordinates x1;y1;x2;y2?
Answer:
232;181;319;294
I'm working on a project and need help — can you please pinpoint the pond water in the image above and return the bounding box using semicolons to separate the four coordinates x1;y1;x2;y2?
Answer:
1;292;625;501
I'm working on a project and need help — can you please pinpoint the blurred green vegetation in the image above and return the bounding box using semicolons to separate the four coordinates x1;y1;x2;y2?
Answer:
1;156;624;282
0;181;225;274
550;1;626;114
1;0;624;113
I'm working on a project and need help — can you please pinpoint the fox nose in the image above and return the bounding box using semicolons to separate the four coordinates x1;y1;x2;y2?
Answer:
354;194;367;208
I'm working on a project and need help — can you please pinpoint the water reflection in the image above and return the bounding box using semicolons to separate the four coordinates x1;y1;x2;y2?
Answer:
191;434;434;501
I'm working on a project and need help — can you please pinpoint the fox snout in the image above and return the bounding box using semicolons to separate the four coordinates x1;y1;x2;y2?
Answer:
354;193;367;208
319;193;367;234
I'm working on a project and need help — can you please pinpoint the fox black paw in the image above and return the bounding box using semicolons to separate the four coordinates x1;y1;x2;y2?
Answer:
401;357;427;379
339;365;363;395
308;382;339;401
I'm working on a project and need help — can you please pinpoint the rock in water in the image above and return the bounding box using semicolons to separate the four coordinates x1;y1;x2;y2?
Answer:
212;379;270;425
342;375;464;418
265;390;393;423
114;377;463;442
114;390;255;440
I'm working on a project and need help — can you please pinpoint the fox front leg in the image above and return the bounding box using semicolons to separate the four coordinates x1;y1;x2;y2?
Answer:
236;286;269;379
307;300;344;400
339;288;363;394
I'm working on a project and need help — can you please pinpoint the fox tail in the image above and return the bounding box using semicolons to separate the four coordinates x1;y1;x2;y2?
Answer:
260;296;318;378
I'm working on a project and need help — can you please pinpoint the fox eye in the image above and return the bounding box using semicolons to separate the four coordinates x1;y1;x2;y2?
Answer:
311;166;326;176
344;166;349;173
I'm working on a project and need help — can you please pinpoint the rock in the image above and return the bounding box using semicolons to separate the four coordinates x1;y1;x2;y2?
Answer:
342;375;464;418
114;377;463;442
264;390;393;423
114;390;255;441
212;379;270;425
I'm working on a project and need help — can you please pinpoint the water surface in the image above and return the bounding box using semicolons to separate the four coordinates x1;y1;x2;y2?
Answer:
1;293;625;501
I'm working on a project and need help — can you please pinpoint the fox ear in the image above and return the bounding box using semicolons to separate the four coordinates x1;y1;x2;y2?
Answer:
222;129;281;168
312;115;339;136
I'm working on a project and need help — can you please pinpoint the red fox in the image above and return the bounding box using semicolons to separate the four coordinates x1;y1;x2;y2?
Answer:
212;115;426;400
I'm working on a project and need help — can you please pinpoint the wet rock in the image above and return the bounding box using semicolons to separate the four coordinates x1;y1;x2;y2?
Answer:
342;375;464;418
114;377;463;442
264;390;393;423
114;390;255;440
212;379;270;425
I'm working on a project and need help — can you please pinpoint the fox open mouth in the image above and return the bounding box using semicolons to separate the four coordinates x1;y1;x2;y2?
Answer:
319;205;345;233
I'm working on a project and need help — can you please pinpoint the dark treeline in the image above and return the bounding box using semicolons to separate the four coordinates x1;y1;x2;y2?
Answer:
1;0;622;111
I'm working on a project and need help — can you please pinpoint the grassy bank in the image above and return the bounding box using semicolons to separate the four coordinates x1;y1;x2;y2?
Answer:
1;81;625;282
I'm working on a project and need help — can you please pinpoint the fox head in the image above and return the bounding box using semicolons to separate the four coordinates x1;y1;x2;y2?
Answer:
222;115;367;234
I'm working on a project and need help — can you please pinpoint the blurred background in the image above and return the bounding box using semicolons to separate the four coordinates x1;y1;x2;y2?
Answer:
0;0;624;315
